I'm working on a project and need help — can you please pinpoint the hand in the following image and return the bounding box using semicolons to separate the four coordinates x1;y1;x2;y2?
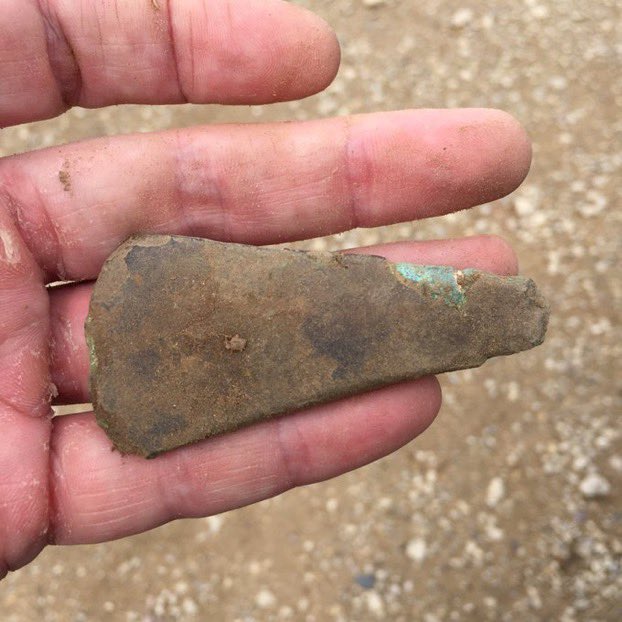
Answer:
0;0;530;578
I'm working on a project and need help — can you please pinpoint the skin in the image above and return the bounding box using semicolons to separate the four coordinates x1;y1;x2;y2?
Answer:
0;0;531;578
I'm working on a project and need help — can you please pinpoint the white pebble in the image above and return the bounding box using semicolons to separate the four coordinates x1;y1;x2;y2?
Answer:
486;477;505;507
608;455;622;472
483;596;497;608
182;598;198;616
579;473;611;498
205;514;224;533
579;190;607;217
527;585;542;609
451;8;474;28
364;591;385;617
549;75;568;90
326;498;339;512
406;538;428;562
530;4;550;19
507;381;520;402
515;197;536;216
256;589;277;609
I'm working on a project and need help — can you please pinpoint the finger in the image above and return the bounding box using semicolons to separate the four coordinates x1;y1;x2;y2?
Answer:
0;408;51;577
2;109;530;281
49;234;518;404
49;376;441;544
1;0;340;126
350;235;519;276
0;210;52;578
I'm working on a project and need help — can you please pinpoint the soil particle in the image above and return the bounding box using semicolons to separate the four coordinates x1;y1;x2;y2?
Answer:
58;165;71;192
224;334;247;352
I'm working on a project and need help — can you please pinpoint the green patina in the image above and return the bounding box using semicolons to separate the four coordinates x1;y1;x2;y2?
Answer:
394;263;477;307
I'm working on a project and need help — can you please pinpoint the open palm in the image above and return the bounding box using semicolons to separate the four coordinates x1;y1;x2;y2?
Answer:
0;0;531;578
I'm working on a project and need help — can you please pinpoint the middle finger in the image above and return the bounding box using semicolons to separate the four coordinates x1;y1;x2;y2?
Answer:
2;109;530;282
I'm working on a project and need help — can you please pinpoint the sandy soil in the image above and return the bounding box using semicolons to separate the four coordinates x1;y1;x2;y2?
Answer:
1;1;620;620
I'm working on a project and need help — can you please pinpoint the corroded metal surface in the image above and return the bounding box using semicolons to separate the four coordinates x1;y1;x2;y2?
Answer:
86;235;549;457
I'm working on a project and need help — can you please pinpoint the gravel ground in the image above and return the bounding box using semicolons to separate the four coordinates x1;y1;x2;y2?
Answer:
2;1;620;620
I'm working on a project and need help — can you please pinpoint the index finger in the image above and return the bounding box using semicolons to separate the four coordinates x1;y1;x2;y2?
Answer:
0;0;340;126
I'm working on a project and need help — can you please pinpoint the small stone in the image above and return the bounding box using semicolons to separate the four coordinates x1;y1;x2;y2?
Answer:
486;477;505;507
483;596;497;608
465;540;484;564
608;455;622;472
182;598;198;616
451;8;474;28
406;538;427;562
481;13;494;29
506;381;519;402
364;591;385;617
255;589;277;609
579;190;607;217
579;473;611;498
326;498;338;512
530;4;550;19
527;586;542;609
515;194;537;216
205;515;224;533
549;75;568;91
362;0;386;7
355;573;376;589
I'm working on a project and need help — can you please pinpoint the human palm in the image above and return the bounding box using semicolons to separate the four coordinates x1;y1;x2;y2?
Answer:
0;0;531;578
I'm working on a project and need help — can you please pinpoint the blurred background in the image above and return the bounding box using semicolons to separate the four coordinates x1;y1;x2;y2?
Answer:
1;0;620;620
